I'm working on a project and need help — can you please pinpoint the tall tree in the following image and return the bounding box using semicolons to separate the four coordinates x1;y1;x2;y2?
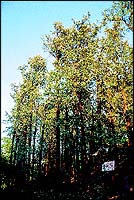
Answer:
9;55;47;182
3;5;133;193
42;14;101;181
102;1;133;32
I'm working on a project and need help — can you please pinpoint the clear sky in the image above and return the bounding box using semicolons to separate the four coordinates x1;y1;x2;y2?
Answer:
1;1;132;137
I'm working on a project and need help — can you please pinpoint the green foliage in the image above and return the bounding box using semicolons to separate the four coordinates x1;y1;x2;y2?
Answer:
3;2;133;195
1;137;12;161
102;1;133;32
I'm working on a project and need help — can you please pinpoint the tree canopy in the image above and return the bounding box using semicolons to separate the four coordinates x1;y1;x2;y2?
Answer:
1;2;133;199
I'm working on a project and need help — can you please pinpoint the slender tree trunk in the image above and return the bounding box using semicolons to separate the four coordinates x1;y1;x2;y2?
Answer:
8;130;16;189
28;114;32;170
73;104;80;183
64;105;68;168
97;98;102;147
90;108;95;154
56;104;60;170
96;77;103;147
16;126;27;191
47;143;51;174
39;124;45;174
126;117;134;146
64;105;71;184
13;135;19;166
10;130;16;166
22;126;27;169
32;123;37;180
77;91;86;177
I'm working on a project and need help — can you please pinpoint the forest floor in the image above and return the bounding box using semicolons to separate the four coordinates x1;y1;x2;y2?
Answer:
1;146;134;199
1;188;134;200
1;180;134;200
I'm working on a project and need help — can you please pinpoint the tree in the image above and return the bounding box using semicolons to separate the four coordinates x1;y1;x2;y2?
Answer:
95;21;133;146
8;55;47;185
3;4;133;195
1;137;12;161
102;1;133;32
42;14;102;182
42;11;133;183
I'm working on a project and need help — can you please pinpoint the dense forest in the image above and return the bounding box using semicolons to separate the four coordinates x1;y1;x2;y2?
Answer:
1;1;133;199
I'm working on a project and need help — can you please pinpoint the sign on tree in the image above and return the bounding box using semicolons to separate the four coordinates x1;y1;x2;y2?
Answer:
102;161;115;171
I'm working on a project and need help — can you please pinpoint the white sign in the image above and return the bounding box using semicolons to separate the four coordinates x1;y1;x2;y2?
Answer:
102;161;115;171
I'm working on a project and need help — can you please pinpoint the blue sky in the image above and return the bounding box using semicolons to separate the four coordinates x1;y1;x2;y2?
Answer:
1;1;132;137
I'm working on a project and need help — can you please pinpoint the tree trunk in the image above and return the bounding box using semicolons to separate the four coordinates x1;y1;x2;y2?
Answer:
97;98;102;147
77;91;86;175
10;130;16;166
64;105;71;184
28;114;32;169
22;126;27;169
56;104;60;170
38;124;45;174
90;108;95;154
127;117;134;146
32;123;37;180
